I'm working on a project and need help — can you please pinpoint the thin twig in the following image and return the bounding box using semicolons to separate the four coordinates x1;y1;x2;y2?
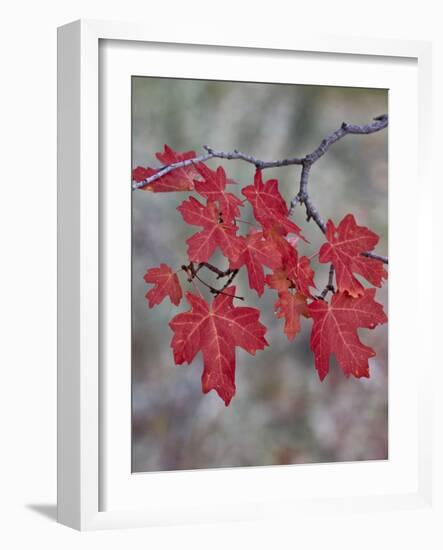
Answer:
132;147;305;190
185;263;244;300
198;262;232;278
319;265;335;299
361;252;389;264
202;145;305;170
220;269;239;292
302;115;388;167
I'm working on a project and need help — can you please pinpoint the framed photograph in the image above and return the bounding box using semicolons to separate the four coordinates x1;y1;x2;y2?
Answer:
57;19;433;530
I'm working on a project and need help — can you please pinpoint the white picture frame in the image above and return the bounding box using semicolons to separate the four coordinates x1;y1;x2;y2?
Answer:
57;19;434;531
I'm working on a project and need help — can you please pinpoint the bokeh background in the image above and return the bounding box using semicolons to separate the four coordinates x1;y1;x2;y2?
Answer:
131;77;388;472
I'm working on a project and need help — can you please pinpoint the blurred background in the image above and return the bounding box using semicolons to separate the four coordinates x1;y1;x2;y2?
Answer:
131;77;388;472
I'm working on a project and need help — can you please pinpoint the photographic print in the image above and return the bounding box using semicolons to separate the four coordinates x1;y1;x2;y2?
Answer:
131;77;388;473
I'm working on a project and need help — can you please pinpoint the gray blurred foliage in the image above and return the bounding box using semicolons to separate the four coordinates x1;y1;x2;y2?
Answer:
132;77;388;472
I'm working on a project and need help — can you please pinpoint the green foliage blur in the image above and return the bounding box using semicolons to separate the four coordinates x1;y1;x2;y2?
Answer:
132;77;388;472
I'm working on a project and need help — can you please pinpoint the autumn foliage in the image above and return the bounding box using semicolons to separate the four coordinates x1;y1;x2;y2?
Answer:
134;145;388;406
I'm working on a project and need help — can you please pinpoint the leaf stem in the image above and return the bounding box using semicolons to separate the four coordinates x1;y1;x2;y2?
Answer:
319;264;335;300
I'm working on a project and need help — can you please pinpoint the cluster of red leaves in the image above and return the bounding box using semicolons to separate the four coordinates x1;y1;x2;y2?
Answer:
134;146;388;406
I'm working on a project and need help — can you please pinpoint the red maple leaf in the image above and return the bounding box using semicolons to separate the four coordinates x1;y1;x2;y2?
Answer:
308;288;387;381
288;254;316;298
230;230;282;295
132;145;200;192
144;263;183;308
242;170;305;239
282;246;316;297
275;291;310;341
169;287;269;405
264;224;296;257
194;164;243;221
266;268;292;294
177;196;243;263
319;214;388;297
265;245;316;298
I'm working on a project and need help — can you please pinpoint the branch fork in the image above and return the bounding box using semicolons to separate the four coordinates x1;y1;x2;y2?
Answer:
182;262;244;300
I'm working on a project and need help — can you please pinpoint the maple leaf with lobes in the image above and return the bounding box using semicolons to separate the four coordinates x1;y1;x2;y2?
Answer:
266;268;292;294
266;245;316;298
242;170;306;240
177;196;243;263
308;288;387;381
275;291;310;341
230;230;282;296
264;224;295;257
169;287;269;405
144;263;183;308
319;214;387;297
194;164;243;221
288;254;316;298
